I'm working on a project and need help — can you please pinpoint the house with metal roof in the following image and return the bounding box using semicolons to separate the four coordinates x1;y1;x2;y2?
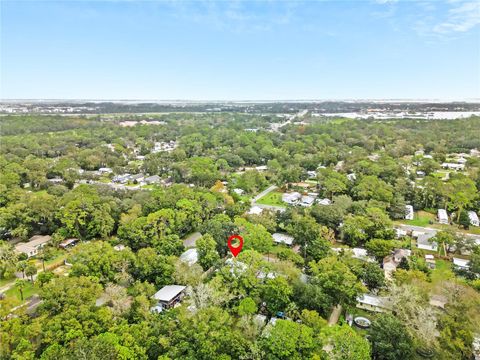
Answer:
151;285;186;312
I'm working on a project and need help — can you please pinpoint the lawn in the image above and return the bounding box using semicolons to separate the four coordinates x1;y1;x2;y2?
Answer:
404;211;435;227
256;191;285;207
431;259;455;285
5;281;39;302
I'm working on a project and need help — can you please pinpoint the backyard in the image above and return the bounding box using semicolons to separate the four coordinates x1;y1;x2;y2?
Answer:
255;191;285;207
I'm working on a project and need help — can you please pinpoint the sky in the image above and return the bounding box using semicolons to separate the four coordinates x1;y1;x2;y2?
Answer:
1;0;479;100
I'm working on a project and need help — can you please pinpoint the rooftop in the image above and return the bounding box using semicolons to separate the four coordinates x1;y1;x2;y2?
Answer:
153;285;186;302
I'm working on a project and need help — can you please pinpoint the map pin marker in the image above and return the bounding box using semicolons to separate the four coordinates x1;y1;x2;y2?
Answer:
227;235;243;257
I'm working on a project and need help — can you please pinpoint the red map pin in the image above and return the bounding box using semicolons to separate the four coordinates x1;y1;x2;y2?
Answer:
227;235;243;257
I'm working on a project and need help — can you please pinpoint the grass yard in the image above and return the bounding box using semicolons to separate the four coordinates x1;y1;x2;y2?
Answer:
256;191;285;207
404;211;435;227
5;281;39;302
431;259;455;285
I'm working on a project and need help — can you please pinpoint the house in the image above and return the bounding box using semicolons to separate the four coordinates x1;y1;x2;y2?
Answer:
347;173;357;181
425;254;436;269
416;170;426;177
129;173;145;183
272;233;294;246
417;233;438;251
356;294;391;313
255;165;268;172
58;238;79;249
179;248;198;266
282;192;301;205
352;248;375;262
441;162;465;171
452;257;470;270
98;167;113;174
248;206;264;215
233;188;245;196
468;211;479;227
225;258;248;276
15;235;51;258
438;209;449;224
113;174;131;184
299;195;315;207
317;198;332;206
383;249;411;278
151;285;186;312
405;205;414;220
144;175;161;184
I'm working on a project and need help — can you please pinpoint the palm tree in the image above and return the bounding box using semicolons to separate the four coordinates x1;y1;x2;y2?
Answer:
16;261;27;278
25;263;37;284
15;279;28;301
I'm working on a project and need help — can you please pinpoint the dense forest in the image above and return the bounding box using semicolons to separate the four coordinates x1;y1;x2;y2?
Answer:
0;113;479;359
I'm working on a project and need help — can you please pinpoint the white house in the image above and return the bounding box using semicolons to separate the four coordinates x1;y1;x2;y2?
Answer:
282;192;301;205
441;162;465;171
317;198;332;206
98;167;113;174
248;206;264;215
438;209;449;224
299;195;316;207
417;233;438;251
151;285;186;312
452;257;470;270
347;173;357;181
468;211;479;227
356;294;391;313
15;235;51;258
272;233;294;246
405;205;414;220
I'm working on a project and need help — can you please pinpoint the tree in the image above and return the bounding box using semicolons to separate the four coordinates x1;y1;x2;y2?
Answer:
25;263;37;283
0;241;18;280
262;277;293;314
365;239;396;262
361;262;386;290
369;314;414;360
309;256;366;310
15;279;29;301
237;297;257;317
323;325;371;360
196;234;220;270
261;320;318;360
235;217;273;254
445;176;477;222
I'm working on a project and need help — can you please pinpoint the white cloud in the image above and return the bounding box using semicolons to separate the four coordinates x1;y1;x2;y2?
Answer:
433;1;480;34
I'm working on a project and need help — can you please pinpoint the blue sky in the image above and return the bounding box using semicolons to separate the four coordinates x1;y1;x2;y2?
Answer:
1;0;479;100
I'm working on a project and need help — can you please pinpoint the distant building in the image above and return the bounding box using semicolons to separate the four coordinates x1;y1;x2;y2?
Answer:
248;206;264;215
383;249;411;278
255;165;268;171
425;254;436;269
395;228;407;238
416;233;438;251
405;205;414;220
452;257;470;270
144;175;161;184
347;173;356;181
282;192;301;205
151;285;186;312
179;248;198;266
98;167;113;174
58;238;79;249
15;235;51;258
317;198;332;206
307;171;317;178
437;209;449;224
356;294;391;313
468;211;479;227
441;162;465;171
299;195;316;207
272;233;294;246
